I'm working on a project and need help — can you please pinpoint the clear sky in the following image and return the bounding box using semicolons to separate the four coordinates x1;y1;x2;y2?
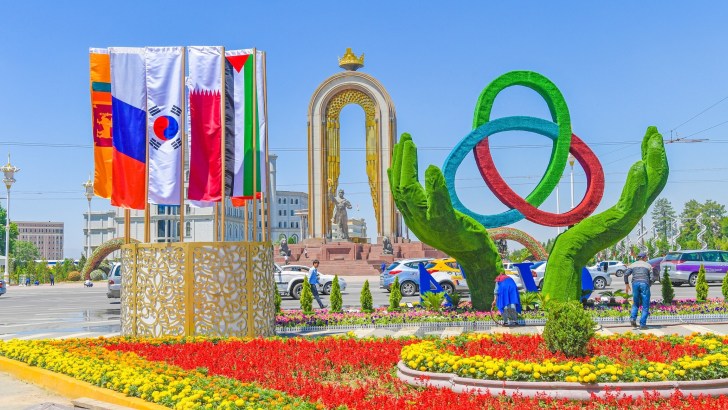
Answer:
2;1;728;257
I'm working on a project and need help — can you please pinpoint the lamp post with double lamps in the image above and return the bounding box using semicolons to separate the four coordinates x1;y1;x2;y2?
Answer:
1;155;19;284
83;177;94;259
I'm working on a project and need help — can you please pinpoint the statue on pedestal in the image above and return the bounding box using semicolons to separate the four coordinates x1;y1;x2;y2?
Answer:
330;187;352;240
382;236;393;255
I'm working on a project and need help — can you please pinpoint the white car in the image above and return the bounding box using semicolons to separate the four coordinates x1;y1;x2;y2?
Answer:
275;264;347;299
107;263;122;298
595;260;628;277
534;263;613;290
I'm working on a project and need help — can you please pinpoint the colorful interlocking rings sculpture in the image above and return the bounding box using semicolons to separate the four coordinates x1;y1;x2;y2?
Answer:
443;71;604;228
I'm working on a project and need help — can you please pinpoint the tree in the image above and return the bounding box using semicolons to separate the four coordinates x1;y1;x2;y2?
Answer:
651;198;676;240
360;280;373;313
330;276;343;313
0;206;19;256
13;241;40;269
78;254;87;273
696;265;709;302
661;267;675;304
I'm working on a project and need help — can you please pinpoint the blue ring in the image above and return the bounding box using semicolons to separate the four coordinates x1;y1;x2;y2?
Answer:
442;116;560;228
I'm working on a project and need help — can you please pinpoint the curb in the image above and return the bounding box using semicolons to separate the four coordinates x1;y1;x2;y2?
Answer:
0;356;167;410
396;361;728;400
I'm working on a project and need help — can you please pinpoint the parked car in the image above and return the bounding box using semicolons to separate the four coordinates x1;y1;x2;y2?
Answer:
647;257;664;281
107;262;122;298
533;263;612;290
380;258;434;296
597;260;628;277
660;250;728;287
280;264;347;295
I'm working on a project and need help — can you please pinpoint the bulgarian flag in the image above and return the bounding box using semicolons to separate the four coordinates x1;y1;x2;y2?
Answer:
187;46;224;202
227;49;267;207
89;48;113;199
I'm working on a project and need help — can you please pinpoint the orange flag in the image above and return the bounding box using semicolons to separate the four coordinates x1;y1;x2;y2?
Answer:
90;48;113;198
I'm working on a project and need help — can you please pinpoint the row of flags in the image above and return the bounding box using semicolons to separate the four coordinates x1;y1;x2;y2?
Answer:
89;46;267;210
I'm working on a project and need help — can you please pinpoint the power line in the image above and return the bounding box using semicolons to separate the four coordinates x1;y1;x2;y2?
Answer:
671;95;728;131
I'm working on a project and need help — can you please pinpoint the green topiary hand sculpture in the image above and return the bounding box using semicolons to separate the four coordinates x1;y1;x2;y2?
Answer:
542;126;669;301
388;133;503;311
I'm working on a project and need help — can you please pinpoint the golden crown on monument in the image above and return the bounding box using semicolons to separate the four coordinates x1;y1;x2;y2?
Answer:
338;48;364;71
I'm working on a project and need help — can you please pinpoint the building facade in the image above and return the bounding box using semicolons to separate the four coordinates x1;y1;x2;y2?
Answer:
272;191;308;244
16;221;64;260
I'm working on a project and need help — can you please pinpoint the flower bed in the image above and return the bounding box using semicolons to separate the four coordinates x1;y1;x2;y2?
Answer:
4;335;728;408
276;298;728;328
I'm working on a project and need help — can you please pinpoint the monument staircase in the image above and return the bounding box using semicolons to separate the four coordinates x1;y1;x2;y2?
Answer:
273;241;447;276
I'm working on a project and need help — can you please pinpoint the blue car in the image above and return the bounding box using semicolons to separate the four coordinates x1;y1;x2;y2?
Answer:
0;279;6;296
380;258;434;296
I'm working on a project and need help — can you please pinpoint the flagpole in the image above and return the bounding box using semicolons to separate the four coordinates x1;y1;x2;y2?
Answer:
220;46;227;242
124;209;130;244
262;51;271;242
251;49;258;242
179;47;186;243
144;52;151;244
213;203;219;241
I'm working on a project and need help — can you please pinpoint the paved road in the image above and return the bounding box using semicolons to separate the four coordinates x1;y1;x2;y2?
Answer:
0;282;120;341
0;276;723;340
279;274;728;310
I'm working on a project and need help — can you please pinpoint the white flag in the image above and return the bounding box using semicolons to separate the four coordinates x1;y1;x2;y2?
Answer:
146;47;184;205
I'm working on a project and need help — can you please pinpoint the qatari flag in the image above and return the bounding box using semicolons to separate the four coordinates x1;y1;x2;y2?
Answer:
187;46;223;202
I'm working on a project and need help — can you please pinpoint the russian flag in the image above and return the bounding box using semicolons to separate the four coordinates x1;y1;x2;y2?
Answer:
110;48;147;210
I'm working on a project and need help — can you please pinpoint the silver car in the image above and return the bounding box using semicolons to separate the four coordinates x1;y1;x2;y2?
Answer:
534;263;612;290
107;263;121;298
280;264;347;295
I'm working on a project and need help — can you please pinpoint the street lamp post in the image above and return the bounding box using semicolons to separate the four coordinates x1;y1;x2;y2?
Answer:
568;153;575;209
83;176;94;259
1;155;19;284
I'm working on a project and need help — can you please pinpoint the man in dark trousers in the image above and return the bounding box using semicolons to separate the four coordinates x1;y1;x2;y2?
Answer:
624;252;653;329
49;273;55;286
309;259;326;309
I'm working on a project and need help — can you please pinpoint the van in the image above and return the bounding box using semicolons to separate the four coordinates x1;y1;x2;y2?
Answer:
660;250;728;286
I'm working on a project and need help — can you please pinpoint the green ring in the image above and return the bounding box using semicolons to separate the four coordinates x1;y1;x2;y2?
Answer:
472;71;572;210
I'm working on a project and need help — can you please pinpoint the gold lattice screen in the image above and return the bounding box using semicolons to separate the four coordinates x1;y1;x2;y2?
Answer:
120;241;275;338
325;90;379;235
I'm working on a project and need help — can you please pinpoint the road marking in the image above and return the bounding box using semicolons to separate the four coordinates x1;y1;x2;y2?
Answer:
55;332;94;339
391;327;420;338
681;324;724;336
440;327;464;339
0;334;16;340
15;333;55;340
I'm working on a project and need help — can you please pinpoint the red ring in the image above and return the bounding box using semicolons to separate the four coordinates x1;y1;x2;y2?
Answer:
474;134;604;227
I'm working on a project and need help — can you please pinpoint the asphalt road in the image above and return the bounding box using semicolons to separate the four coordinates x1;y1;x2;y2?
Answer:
0;276;724;337
279;274;728;310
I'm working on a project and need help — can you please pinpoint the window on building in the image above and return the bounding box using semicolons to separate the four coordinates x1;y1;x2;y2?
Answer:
283;198;287;204
185;221;191;237
290;210;295;216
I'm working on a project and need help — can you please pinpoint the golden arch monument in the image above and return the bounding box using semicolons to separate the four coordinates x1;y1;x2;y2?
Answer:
307;49;400;240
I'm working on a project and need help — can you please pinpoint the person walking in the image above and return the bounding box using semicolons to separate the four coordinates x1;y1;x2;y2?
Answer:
380;262;387;274
49;273;55;286
309;259;326;309
624;252;653;329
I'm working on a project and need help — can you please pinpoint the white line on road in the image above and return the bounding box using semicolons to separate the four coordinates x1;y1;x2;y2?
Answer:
0;334;16;340
55;332;94;339
15;333;55;340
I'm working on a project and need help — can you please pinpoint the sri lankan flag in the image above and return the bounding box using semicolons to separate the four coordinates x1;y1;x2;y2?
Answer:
90;48;113;199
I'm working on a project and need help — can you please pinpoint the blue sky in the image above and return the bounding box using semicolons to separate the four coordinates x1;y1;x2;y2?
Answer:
2;1;728;257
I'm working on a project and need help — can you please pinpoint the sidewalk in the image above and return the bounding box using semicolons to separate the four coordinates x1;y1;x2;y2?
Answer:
0;371;73;410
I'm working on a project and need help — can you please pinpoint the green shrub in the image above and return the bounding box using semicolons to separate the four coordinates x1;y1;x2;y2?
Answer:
300;281;313;314
360;280;373;313
67;271;81;282
722;271;728;301
330;276;343;313
90;269;106;281
696;264;709;302
274;288;282;314
662;266;675;304
421;291;445;312
388;276;402;312
449;291;462;309
520;292;540;311
543;300;595;358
